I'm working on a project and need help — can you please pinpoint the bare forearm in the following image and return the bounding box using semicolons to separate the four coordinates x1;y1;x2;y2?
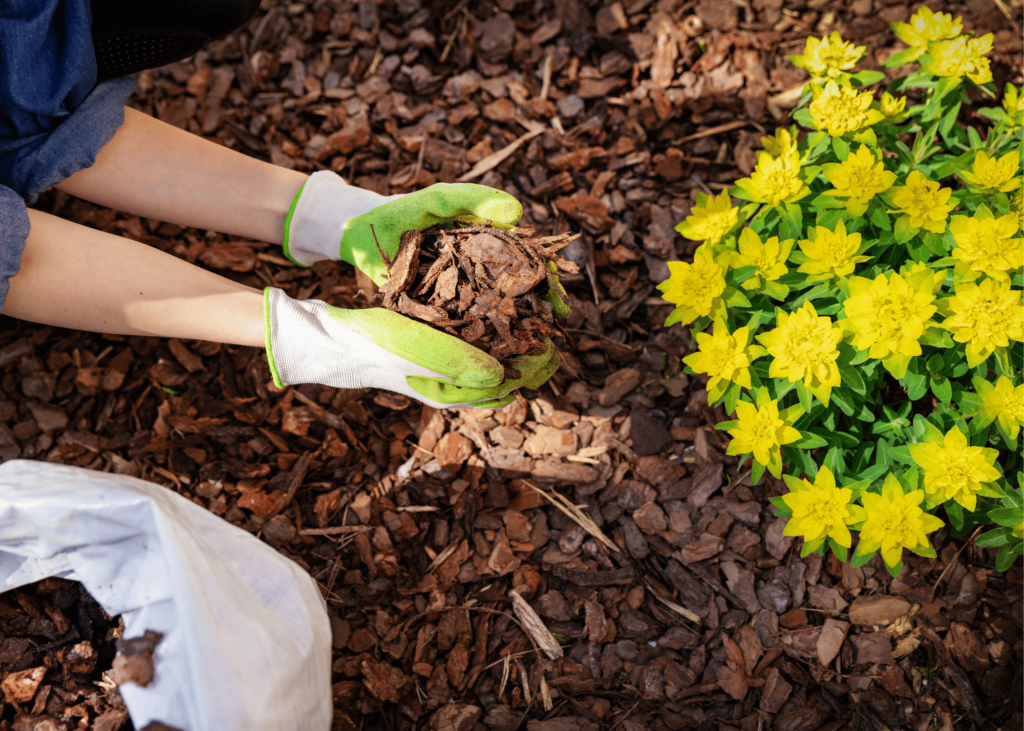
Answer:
55;107;308;245
5;210;265;347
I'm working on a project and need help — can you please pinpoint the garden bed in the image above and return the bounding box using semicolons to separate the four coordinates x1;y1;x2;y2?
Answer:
1;0;1022;729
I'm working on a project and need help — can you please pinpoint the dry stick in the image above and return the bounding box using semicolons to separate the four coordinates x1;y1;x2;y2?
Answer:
931;526;982;596
300;525;372;536
671;119;754;145
509;588;564;660
525;481;621;554
457;128;545;183
369;223;392;272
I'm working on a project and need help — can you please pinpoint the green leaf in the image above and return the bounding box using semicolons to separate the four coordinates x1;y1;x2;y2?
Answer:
837;363;866;396
930;375;952;405
828;538;848;563
995;544;1018;571
793;107;815;130
794;431;829;449
976;526;1012;547
869;204;891;231
882;47;920;68
885;560;903;579
823;446;845;476
893;215;918;244
919;328;954;349
988;507;1024;528
830;388;855;417
888;446;917;465
779;203;804;241
852;69;887;86
859;463;889;482
947;501;964;531
832;136;850;161
850;546;875;568
751;458;766;485
726;265;758;288
723;380;742;417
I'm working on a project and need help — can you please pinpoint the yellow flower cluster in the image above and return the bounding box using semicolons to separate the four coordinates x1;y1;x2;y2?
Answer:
822;145;897;217
683;320;765;402
809;81;883;137
924;34;994;85
791;32;866;80
843;268;941;360
855;475;944;570
675;190;739;245
657;249;727;327
782;467;866;550
888;171;956;234
758;302;843;405
909;427;1000;513
735;151;810;208
726;388;801;477
892;7;962;51
941;278;1024;367
975;376;1024;441
949;208;1024;281
798;221;869;281
731;229;792;291
960;152;1022;194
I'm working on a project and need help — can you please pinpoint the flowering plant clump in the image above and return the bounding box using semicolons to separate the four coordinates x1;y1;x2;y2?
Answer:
659;9;1023;575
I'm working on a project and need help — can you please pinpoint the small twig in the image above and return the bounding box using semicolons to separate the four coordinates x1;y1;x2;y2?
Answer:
931;526;982;596
369;224;392;272
607;701;642;731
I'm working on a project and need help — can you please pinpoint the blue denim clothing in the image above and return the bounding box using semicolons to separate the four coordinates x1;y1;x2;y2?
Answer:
0;1;134;312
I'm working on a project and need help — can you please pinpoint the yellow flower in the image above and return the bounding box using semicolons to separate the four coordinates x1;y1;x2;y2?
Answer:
683;319;766;403
783;466;869;548
892;6;962;50
843;271;938;358
941;278;1024;367
761;128;798;157
888;170;955;234
809;81;883;137
675;190;739;245
658;249;727;327
734;151;811;208
731;228;793;291
726;388;801;476
797;220;869;280
959;151;1022;194
1004;84;1024;128
758;301;843;404
950;209;1023;280
924;34;994;85
908;427;1001;512
1012;189;1024;230
822;145;898;217
876;92;910;123
856;474;944;570
975;375;1024;441
790;32;866;80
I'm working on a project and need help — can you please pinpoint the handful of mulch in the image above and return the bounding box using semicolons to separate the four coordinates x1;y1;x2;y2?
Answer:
377;225;578;367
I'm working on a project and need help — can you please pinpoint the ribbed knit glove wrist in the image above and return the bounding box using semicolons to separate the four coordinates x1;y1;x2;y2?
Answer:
263;288;560;409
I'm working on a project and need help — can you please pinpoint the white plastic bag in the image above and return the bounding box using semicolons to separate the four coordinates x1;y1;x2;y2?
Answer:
0;459;332;731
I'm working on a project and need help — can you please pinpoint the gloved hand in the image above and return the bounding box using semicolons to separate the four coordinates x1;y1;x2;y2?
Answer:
263;288;561;409
281;172;523;279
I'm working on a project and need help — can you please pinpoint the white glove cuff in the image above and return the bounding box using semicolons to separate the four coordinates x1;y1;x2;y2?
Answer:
284;171;401;267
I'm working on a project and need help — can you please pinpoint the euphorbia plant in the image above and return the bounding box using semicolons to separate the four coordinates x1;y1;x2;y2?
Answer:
659;7;1024;575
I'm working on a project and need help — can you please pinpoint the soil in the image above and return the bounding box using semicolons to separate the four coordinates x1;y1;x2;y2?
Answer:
380;225;578;364
1;0;1022;729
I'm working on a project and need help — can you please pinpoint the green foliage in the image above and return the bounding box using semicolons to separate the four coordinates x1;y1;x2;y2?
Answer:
659;15;1022;574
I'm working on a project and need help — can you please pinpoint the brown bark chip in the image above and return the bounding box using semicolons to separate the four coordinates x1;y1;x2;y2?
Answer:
2;666;47;704
378;225;576;367
848;595;911;626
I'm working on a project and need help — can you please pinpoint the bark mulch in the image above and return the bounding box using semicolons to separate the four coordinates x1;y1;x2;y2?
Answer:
1;0;1022;729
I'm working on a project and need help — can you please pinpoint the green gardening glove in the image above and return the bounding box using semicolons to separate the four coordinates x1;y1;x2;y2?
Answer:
264;289;561;409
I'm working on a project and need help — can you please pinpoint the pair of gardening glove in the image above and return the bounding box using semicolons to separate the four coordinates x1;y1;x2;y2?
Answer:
263;172;562;409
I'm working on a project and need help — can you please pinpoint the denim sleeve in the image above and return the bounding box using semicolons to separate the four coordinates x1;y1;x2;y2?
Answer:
0;186;29;310
0;1;136;313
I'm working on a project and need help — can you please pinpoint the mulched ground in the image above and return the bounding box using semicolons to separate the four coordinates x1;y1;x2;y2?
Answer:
1;0;1022;729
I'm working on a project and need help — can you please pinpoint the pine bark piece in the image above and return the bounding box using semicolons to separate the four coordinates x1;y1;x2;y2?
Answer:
508;589;563;660
379;225;577;363
380;229;422;308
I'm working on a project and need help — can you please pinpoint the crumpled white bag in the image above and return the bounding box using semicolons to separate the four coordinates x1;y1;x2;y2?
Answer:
0;459;332;731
